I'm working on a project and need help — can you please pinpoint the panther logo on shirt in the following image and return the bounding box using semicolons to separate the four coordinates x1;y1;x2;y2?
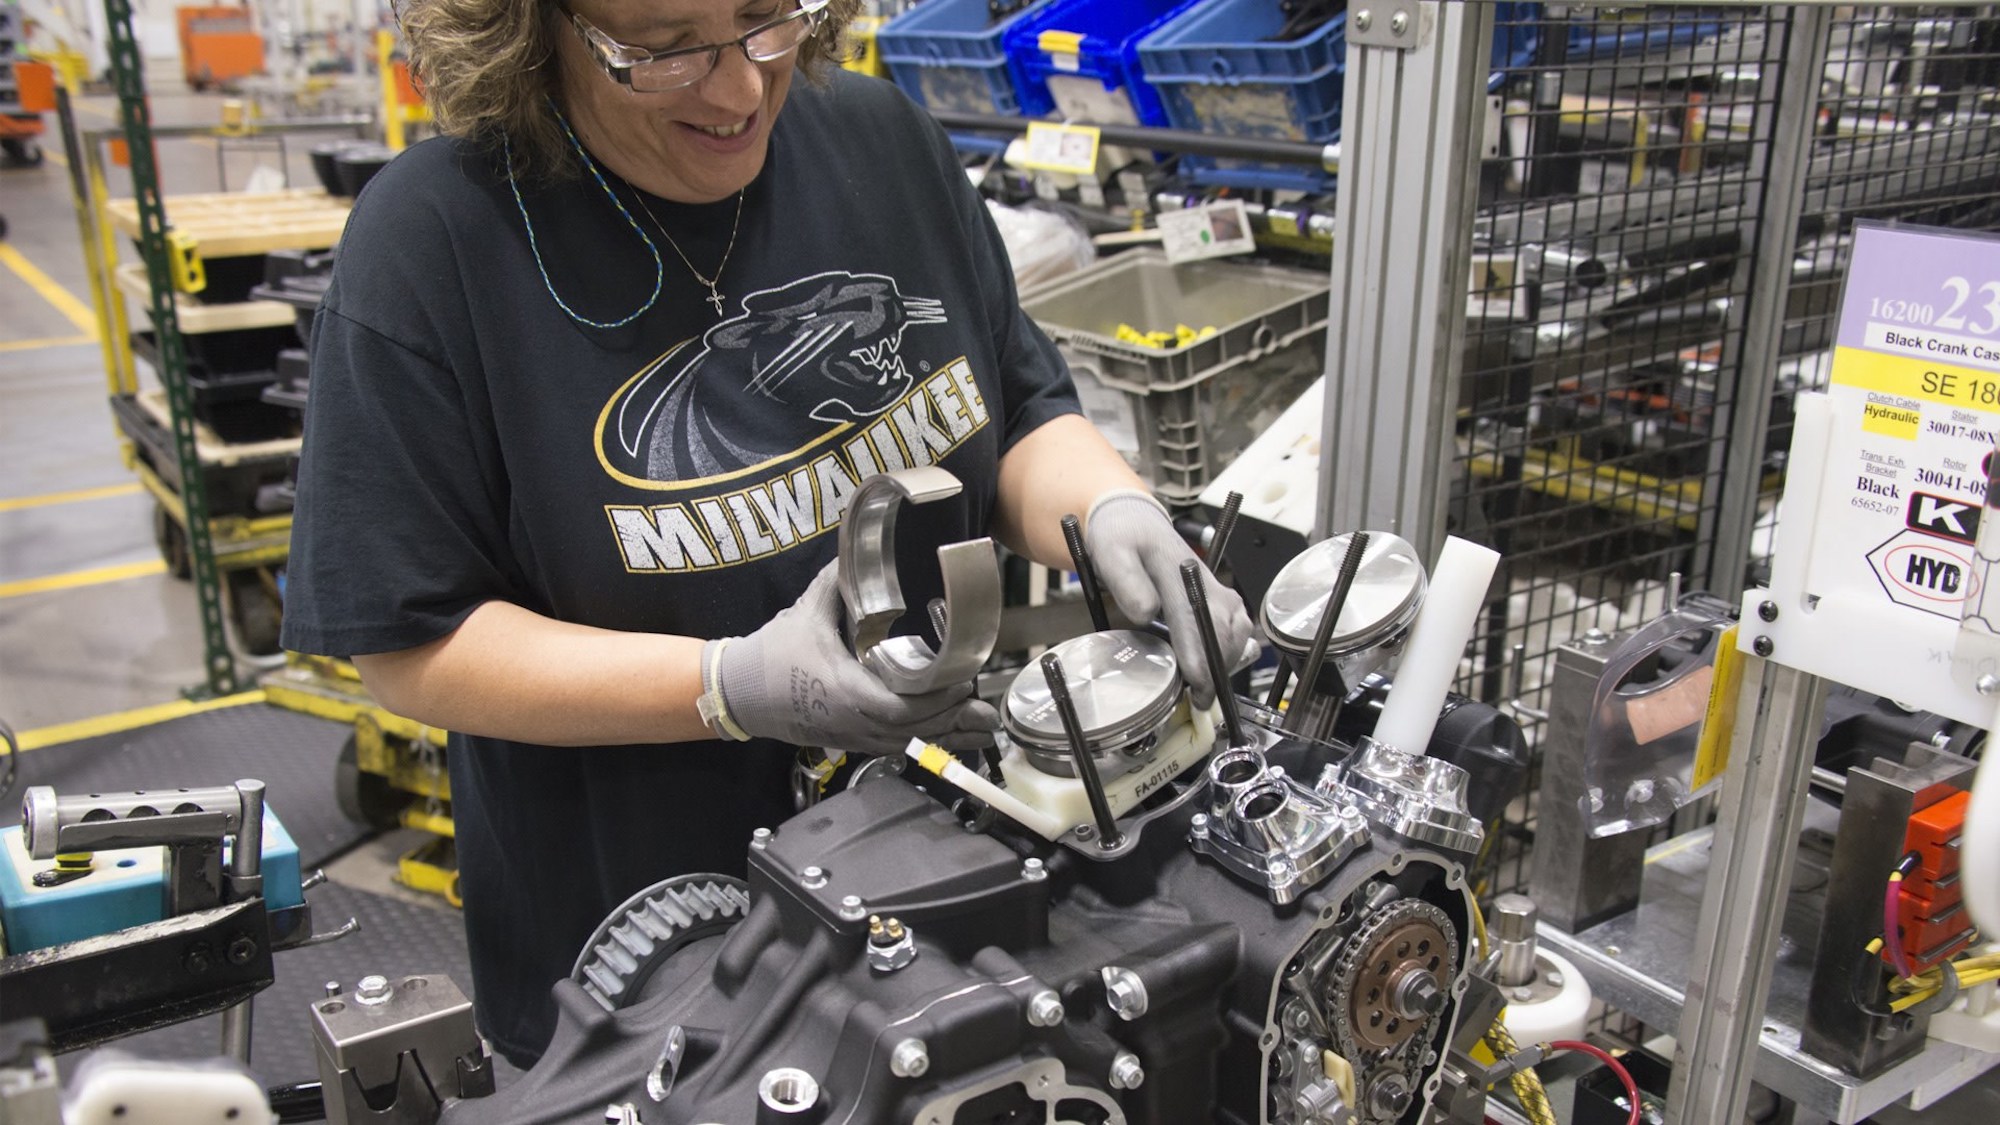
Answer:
594;271;994;574
598;271;948;483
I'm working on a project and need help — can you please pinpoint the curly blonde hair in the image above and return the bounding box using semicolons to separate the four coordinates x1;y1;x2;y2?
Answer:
400;0;861;178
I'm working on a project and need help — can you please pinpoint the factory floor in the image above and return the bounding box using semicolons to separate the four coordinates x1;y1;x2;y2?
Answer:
0;61;438;932
3;66;1999;1125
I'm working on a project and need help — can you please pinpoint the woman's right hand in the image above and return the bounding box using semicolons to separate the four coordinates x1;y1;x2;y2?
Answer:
701;562;1000;755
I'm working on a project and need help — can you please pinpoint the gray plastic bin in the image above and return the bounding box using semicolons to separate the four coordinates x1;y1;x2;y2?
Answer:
1018;248;1330;502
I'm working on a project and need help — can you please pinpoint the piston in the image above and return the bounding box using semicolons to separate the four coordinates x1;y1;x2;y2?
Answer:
1003;630;1185;778
1261;532;1427;741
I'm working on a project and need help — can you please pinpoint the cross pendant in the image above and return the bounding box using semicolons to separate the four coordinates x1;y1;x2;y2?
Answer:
705;286;725;317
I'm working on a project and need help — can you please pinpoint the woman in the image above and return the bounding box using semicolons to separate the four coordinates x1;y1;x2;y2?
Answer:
281;0;1255;1067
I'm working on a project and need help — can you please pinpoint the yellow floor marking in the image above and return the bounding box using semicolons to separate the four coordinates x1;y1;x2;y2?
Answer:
0;243;98;334
0;558;167;599
12;690;269;752
0;482;143;512
42;145;68;170
0;332;96;353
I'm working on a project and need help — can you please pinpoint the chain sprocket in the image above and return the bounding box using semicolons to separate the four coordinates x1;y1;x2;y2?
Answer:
1325;897;1458;1076
572;875;752;1011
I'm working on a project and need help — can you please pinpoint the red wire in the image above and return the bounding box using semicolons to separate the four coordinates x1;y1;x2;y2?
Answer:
1547;1040;1641;1125
1884;875;1911;979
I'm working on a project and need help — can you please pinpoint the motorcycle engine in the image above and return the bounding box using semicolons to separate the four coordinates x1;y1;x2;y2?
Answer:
445;526;1518;1125
447;722;1496;1125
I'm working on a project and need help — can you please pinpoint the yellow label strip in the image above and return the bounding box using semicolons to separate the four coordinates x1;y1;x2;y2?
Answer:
1692;624;1744;791
1832;345;2000;414
0;242;99;334
1018;121;1102;176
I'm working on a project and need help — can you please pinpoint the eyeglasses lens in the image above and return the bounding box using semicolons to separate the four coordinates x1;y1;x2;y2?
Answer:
625;8;817;92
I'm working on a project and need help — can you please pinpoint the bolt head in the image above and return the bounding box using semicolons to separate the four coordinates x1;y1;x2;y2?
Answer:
1582;628;1612;645
1371;1074;1412;1116
183;946;211;974
227;936;258;965
1753;635;1775;657
1027;990;1065;1027
1103;968;1149;1020
751;828;773;849
324;980;342;998
1758;600;1779;622
357;974;393;1004
1109;979;1138;1010
1109;1052;1145;1090
1022;858;1047;881
801;866;828;888
1512;986;1533;1002
890;1038;929;1078
1546;969;1565;987
1389;10;1407;33
1979;673;2000;696
1354;8;1371;30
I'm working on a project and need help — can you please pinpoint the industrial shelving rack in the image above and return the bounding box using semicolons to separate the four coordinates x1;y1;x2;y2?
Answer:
68;0;369;694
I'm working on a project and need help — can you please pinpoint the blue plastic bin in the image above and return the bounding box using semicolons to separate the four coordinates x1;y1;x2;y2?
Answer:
877;0;1057;118
1568;10;1728;59
1491;2;1543;84
1136;0;1346;191
1003;0;1202;129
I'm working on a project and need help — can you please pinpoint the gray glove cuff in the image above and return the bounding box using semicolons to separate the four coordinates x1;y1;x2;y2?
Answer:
698;638;756;742
1085;488;1170;530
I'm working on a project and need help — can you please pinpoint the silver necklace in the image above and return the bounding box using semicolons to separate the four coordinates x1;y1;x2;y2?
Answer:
635;190;745;318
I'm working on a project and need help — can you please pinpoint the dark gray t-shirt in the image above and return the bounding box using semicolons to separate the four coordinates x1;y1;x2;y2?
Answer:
281;70;1079;1063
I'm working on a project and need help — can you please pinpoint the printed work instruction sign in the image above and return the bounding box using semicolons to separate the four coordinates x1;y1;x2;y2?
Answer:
1814;221;2000;627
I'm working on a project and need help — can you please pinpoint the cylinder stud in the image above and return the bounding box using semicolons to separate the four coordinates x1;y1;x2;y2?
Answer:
1208;491;1244;585
1180;559;1245;747
1042;652;1121;848
1285;531;1368;736
1061;514;1111;632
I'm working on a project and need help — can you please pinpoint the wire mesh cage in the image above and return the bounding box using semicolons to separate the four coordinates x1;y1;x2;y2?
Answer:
1425;3;2000;896
1456;3;1801;894
1757;7;2000;582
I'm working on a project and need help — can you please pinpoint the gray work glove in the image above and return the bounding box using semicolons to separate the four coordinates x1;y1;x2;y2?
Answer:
1085;489;1259;709
701;562;1000;755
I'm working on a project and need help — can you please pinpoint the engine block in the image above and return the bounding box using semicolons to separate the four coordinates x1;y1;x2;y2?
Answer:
448;731;1480;1125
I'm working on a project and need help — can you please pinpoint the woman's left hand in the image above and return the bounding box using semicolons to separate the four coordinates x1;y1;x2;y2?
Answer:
1084;489;1259;708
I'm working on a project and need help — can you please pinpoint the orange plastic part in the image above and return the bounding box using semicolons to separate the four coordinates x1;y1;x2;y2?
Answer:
177;6;264;89
392;60;424;107
1894;788;1973;972
1895;892;1975;968
1906;789;1969;883
14;62;58;113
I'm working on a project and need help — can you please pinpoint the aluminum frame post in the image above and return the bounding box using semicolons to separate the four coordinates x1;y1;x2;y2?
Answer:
1316;0;1494;560
1707;5;1834;600
1666;655;1828;1124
